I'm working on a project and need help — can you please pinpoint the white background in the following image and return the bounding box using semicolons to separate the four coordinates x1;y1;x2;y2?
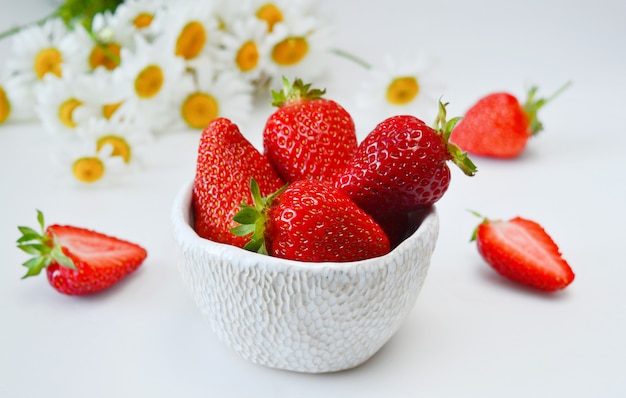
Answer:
1;0;625;397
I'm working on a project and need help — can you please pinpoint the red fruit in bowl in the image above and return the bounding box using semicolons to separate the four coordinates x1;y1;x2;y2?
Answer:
231;179;390;262
471;213;575;291
335;101;476;220
449;82;571;158
263;77;358;183
17;210;147;296
193;118;284;247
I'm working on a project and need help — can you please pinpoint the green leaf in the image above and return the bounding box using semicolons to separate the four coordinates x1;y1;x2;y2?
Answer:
17;243;47;255
17;226;39;237
36;209;45;232
230;224;256;237
51;247;76;270
233;207;260;224
16;233;41;243
21;257;48;278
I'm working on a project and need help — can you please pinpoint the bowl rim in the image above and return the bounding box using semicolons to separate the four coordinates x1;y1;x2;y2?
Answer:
171;179;439;271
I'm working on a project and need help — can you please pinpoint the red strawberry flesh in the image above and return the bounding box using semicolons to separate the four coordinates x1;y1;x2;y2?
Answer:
476;217;575;291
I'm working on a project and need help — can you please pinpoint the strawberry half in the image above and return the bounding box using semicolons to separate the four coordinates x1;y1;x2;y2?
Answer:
450;82;571;158
231;179;390;262
471;214;575;291
17;210;147;295
263;77;358;183
335;101;476;221
193;117;284;247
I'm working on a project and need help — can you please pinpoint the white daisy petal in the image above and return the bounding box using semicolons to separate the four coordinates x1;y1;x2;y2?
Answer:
34;73;101;138
170;58;254;131
264;16;332;85
355;53;444;125
112;34;188;134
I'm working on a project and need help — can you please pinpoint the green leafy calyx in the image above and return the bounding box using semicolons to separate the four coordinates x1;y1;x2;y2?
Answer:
16;210;76;278
434;100;477;177
523;81;572;135
468;210;490;242
270;76;326;107
230;179;287;255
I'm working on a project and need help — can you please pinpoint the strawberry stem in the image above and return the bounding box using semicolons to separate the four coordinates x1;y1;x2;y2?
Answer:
16;210;76;278
523;81;572;135
434;100;477;177
270;77;326;107
231;179;287;255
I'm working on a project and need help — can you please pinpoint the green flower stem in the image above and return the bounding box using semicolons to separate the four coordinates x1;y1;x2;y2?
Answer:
0;11;58;40
330;48;372;70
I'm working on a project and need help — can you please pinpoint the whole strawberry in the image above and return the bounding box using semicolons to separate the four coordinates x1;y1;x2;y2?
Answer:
17;210;147;295
231;179;390;262
471;213;575;291
263;77;358;183
193;118;284;247
449;83;571;158
335;101;476;221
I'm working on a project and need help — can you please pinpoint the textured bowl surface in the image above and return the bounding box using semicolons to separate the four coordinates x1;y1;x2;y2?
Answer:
171;180;439;373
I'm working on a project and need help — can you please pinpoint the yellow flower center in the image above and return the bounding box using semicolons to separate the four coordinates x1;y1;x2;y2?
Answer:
102;101;123;119
89;43;122;71
256;3;283;32
272;37;308;66
134;65;164;99
58;98;83;128
133;13;154;29
0;87;10;124
72;156;105;183
181;92;219;129
34;48;63;79
386;76;420;105
97;135;132;163
175;21;206;60
236;41;260;72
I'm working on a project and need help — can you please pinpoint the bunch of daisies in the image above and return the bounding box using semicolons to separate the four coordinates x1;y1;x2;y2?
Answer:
0;0;333;184
0;0;440;185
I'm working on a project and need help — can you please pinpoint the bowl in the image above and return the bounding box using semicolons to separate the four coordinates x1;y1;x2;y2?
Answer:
171;180;439;373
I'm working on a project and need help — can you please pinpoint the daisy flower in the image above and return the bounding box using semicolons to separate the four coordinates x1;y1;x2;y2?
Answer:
72;67;131;123
264;16;331;84
247;0;319;33
112;34;187;134
215;16;272;84
52;139;126;186
34;73;101;138
107;0;167;46
5;17;91;83
76;117;152;170
0;72;36;124
170;58;253;131
160;1;222;69
355;53;443;125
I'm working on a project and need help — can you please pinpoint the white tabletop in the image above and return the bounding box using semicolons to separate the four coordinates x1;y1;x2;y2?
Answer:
2;0;625;397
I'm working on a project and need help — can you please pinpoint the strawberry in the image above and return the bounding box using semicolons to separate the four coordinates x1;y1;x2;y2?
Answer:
231;179;390;262
16;210;147;295
449;82;571;158
193;117;284;247
471;213;575;291
335;101;477;222
263;77;358;183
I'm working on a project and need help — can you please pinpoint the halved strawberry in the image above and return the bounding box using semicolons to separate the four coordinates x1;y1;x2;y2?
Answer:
17;210;147;295
471;213;575;291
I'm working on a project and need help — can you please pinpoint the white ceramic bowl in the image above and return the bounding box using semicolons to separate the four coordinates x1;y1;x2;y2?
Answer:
171;180;439;373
